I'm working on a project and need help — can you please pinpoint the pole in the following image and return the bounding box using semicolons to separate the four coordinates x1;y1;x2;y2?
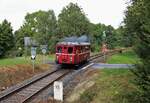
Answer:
42;54;44;64
25;46;28;58
32;59;35;73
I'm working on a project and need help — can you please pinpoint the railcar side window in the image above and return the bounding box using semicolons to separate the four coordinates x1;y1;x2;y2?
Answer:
57;47;62;53
68;47;73;54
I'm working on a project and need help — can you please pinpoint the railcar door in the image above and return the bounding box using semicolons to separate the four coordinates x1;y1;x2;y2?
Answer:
56;46;62;64
74;46;81;64
68;46;73;64
61;46;68;63
78;46;82;63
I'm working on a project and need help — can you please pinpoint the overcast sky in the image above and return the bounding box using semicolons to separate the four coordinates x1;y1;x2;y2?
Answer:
0;0;127;31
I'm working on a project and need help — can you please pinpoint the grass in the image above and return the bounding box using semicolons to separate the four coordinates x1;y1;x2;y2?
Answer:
0;54;55;66
107;50;139;64
0;57;29;66
47;54;55;61
79;69;137;103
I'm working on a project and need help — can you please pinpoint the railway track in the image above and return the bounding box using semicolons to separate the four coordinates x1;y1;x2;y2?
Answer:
0;48;125;103
0;69;71;103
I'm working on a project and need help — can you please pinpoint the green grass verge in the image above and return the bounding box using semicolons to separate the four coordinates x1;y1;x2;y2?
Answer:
0;57;29;66
107;50;139;64
79;69;137;103
0;54;55;66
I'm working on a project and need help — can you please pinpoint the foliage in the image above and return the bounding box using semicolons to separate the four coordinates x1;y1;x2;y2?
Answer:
105;25;117;49
116;25;137;47
90;23;118;52
125;0;150;102
58;3;90;37
90;23;103;52
0;20;14;57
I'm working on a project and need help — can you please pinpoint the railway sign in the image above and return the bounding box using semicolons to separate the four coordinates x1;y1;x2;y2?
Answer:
54;81;63;101
42;49;46;54
24;37;31;46
40;45;47;54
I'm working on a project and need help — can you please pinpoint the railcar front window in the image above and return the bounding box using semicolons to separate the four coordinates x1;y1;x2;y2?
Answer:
68;47;73;54
57;47;62;53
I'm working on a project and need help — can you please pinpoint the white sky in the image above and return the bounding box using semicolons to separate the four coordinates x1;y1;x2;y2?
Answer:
0;0;127;31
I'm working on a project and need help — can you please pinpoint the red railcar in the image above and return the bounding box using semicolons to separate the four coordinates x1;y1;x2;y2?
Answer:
55;42;90;65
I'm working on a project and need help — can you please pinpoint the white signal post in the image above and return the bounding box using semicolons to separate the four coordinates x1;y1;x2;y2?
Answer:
31;47;36;72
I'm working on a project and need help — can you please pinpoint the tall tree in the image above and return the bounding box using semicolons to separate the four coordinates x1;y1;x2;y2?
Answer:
90;23;106;51
125;0;150;102
0;20;14;57
58;3;90;37
26;10;57;45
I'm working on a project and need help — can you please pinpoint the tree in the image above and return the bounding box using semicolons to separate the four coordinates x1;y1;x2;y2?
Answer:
58;3;90;37
125;0;150;102
0;20;14;57
90;23;106;51
90;23;117;51
115;26;124;47
26;10;57;45
15;10;57;53
105;25;117;49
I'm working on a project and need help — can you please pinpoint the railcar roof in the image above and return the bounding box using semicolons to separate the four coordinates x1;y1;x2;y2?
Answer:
57;42;90;46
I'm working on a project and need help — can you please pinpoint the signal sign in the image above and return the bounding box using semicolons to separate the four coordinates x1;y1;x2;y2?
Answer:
40;45;47;54
24;37;31;46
